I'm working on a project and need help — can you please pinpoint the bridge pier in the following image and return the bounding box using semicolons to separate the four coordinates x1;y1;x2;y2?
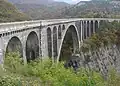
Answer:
93;21;95;33
22;43;27;64
0;36;4;68
39;26;42;59
89;20;91;37
80;21;83;42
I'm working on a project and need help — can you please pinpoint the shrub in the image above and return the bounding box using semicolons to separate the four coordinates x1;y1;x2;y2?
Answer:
2;52;120;86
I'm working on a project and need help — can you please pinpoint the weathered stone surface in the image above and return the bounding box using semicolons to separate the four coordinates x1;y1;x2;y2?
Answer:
78;45;120;76
0;18;119;66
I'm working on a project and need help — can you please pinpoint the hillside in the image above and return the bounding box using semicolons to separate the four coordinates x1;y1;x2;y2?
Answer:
61;0;120;18
0;0;30;23
8;0;69;19
15;3;69;19
7;0;120;20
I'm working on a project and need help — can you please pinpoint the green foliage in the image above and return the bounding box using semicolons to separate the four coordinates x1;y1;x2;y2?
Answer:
81;21;120;53
0;0;30;22
106;69;120;86
4;52;23;72
0;75;20;86
1;52;120;86
2;52;106;86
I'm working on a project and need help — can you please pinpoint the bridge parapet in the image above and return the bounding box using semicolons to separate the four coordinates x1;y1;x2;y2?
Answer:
0;18;120;34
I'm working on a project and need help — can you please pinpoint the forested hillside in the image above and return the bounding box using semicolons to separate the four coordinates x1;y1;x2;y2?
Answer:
3;0;120;21
61;0;120;18
9;0;120;19
8;0;69;19
0;0;30;22
15;2;69;19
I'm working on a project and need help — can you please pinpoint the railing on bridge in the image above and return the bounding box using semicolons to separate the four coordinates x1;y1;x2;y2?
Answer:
0;18;120;34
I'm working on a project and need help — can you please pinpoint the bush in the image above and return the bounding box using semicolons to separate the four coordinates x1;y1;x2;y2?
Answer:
2;52;120;86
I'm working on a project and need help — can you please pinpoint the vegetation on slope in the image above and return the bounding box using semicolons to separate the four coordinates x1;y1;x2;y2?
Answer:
0;0;30;22
8;0;120;19
62;0;120;18
81;21;120;53
1;52;120;86
15;3;69;20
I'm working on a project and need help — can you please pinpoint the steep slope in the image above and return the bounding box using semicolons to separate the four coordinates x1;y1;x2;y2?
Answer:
0;0;30;22
61;0;120;18
9;0;120;19
7;0;69;19
15;2;69;19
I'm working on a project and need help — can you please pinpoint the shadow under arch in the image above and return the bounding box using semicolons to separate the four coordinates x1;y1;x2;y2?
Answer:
26;31;39;62
53;26;58;60
58;25;62;39
62;25;65;30
47;27;52;58
6;36;23;57
57;25;80;62
95;20;99;32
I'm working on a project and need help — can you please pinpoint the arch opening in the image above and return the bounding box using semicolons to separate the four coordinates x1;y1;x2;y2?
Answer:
26;31;39;62
59;25;79;61
95;21;98;32
84;21;86;39
58;25;62;39
62;25;65;30
91;21;94;35
87;21;89;37
47;28;52;58
53;26;58;60
6;36;22;57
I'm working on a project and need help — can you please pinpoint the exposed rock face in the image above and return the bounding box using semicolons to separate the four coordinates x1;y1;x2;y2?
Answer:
78;45;120;77
65;44;120;77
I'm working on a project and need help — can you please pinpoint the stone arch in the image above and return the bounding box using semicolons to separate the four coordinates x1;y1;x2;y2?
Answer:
26;31;39;62
53;26;58;60
91;21;94;35
57;25;80;62
62;25;65;30
58;25;62;39
95;20;98;32
6;36;22;56
47;27;52;58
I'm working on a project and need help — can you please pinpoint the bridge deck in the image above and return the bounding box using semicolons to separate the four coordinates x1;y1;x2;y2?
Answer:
0;18;120;34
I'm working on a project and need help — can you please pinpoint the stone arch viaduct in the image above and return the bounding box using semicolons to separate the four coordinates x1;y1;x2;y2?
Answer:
0;18;120;64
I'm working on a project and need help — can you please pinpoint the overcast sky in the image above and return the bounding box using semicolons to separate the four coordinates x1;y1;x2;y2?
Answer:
54;0;91;4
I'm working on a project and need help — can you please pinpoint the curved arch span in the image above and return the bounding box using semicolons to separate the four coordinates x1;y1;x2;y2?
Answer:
6;36;22;56
26;31;39;62
57;25;80;62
